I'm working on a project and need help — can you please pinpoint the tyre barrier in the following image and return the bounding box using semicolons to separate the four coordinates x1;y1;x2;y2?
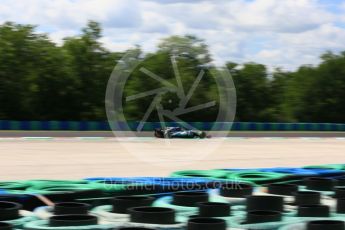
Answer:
258;168;318;176
23;215;115;230
0;194;51;212
26;180;88;187
34;202;92;220
171;169;289;185
226;171;288;185
208;182;256;206
152;190;234;216
304;164;345;171
220;182;254;198
0;222;14;230
5;180;103;204
187;217;227;230
222;167;317;179
1;164;345;228
91;195;155;223
0;182;29;191
169;170;228;180
0;201;35;228
87;177;222;195
93;206;185;229
85;177;216;185
332;176;345;186
302;166;345;177
260;166;345;178
279;219;345;230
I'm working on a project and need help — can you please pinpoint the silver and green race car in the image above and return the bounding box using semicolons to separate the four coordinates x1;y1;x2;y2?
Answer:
154;127;209;139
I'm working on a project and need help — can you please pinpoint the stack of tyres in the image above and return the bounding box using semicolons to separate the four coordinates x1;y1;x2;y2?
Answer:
113;206;185;229
91;195;186;229
0;180;100;211
34;202;92;220
187;217;229;230
0;164;345;229
77;178;147;207
27;201;114;229
153;189;247;229
2;180;104;211
280;220;345;230
226;195;299;229
152;190;234;216
171;175;345;229
24;215;115;230
224;187;327;229
91;195;155;223
209;182;254;206
155;185;292;229
0;222;14;230
1;178;225;212
0;194;47;211
0;201;35;228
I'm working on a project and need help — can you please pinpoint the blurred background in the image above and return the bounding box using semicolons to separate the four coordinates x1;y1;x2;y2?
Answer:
1;0;345;123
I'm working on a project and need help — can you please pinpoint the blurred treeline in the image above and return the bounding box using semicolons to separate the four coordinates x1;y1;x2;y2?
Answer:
1;21;345;123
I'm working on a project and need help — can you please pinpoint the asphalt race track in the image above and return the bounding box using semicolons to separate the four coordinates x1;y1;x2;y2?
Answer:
1;135;345;180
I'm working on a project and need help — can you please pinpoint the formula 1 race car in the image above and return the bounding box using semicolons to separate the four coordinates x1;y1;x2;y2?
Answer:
154;127;209;139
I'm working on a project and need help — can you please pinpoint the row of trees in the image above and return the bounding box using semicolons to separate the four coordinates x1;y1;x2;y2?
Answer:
1;21;345;122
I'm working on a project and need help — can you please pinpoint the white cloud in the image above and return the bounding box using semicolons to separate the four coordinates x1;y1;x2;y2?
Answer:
46;30;77;45
247;23;345;70
0;0;345;70
211;0;335;33
279;23;345;51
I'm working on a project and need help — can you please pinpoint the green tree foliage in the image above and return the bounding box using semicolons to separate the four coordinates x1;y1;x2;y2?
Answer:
296;52;345;122
0;22;78;120
62;21;122;120
228;62;271;121
124;36;218;122
1;21;345;123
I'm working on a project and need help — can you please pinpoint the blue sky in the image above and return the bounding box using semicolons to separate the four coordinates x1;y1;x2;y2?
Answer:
1;0;345;70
